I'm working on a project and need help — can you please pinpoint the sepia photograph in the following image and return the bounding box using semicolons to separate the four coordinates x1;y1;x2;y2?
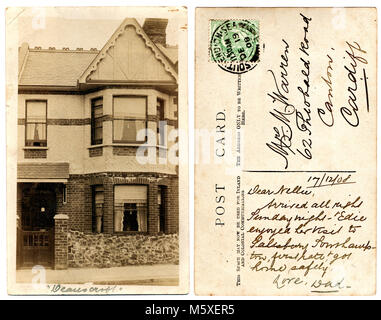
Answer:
6;6;188;294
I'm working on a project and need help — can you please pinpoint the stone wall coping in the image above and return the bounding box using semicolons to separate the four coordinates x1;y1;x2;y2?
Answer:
54;214;69;220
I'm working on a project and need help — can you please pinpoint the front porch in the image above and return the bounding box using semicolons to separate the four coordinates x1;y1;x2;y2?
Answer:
17;182;69;269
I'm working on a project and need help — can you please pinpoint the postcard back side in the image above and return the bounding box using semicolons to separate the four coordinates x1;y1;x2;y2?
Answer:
195;7;377;295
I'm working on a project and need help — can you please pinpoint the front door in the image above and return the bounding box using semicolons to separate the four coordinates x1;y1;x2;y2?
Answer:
17;183;56;268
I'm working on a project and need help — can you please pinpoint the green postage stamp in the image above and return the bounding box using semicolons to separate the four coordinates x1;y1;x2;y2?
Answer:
210;19;259;74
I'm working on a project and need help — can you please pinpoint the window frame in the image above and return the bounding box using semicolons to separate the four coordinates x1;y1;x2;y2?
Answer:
25;99;47;147
113;184;149;234
63;184;67;204
91;97;103;145
92;185;104;233
112;95;148;144
157;98;166;146
158;185;167;234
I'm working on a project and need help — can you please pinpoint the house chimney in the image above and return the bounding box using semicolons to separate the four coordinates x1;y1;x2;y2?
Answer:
142;18;168;46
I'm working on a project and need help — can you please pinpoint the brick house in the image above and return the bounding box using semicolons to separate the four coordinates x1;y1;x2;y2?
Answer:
16;18;179;270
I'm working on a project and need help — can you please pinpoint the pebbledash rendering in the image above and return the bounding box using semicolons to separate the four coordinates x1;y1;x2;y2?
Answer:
16;18;179;270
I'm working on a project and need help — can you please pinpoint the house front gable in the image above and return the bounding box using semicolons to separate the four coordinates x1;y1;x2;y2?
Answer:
79;18;178;85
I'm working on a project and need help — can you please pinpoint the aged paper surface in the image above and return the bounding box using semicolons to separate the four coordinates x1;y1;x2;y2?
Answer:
6;6;188;294
195;7;377;295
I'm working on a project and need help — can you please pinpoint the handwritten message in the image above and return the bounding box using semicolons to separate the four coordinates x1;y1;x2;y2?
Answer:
243;172;374;293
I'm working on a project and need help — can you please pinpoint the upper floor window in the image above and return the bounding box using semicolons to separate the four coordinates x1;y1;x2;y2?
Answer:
113;96;147;143
91;98;103;145
157;98;165;146
25;100;47;147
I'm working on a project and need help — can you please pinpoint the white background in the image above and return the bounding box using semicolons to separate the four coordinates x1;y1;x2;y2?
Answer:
0;0;380;300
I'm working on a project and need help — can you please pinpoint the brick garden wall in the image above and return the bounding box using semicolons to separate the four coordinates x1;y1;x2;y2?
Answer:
68;230;179;268
54;215;69;269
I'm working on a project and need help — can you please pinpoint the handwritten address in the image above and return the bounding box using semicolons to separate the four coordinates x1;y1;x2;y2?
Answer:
266;12;369;169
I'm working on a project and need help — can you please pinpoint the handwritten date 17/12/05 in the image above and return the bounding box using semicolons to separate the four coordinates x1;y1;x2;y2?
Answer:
306;173;355;189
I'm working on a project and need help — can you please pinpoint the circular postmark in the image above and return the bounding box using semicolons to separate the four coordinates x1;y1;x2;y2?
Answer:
210;20;259;74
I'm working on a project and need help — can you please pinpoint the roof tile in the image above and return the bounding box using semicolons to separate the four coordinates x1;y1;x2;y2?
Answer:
19;51;98;87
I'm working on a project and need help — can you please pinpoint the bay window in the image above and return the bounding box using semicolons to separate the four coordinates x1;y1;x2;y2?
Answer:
113;96;147;143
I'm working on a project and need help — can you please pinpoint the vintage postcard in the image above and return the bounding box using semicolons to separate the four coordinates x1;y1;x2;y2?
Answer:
195;7;377;295
6;6;188;294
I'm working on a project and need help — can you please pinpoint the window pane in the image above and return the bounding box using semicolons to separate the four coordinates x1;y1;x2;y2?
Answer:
123;204;138;231
115;185;147;202
114;119;145;142
157;99;165;145
92;98;103;107
91;99;103;145
114;186;147;232
93;106;102;118
157;99;165;120
114;205;147;232
158;121;166;146
114;97;146;118
27;101;46;123
26;123;46;141
94;127;102;140
159;186;166;233
95;190;104;204
136;205;147;232
94;119;103;129
92;186;104;233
